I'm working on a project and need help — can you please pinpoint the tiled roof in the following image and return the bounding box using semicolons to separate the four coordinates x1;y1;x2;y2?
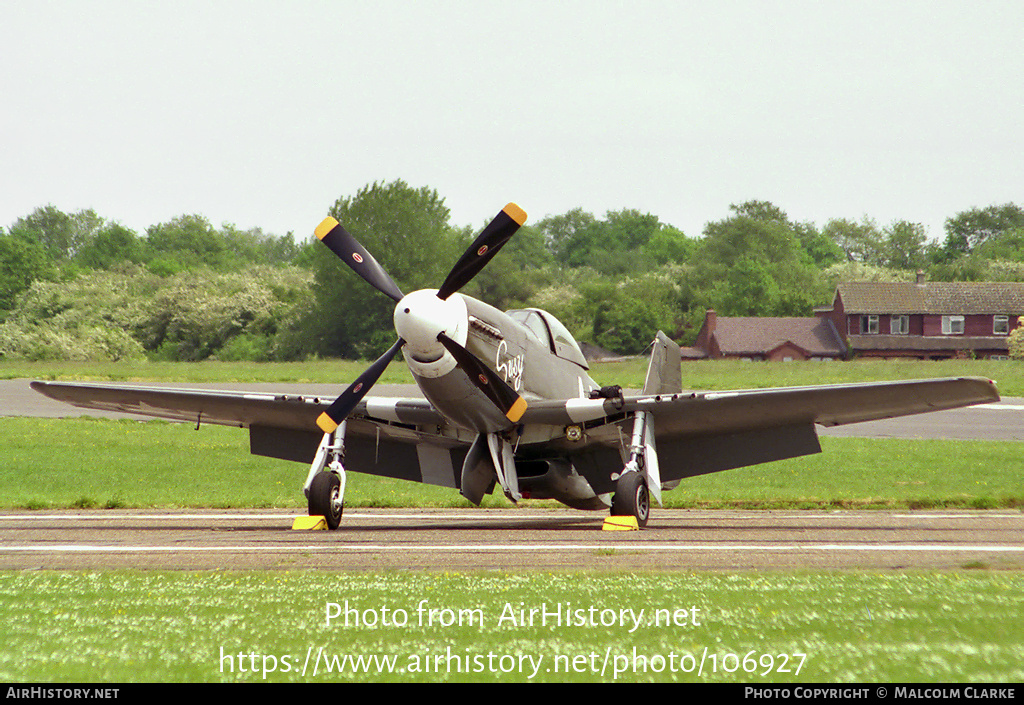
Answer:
838;281;1024;314
711;317;846;356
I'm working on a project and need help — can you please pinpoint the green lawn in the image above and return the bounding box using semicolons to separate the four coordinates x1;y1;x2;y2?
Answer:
1;571;1021;682
6;357;1022;396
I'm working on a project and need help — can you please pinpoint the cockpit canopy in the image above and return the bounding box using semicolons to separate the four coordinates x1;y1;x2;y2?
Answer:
506;308;589;369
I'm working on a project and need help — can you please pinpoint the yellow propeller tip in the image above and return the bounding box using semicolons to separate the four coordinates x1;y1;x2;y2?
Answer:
503;203;527;226
505;396;528;423
315;217;339;241
316;412;339;434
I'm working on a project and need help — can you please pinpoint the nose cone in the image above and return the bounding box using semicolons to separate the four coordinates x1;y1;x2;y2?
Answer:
393;290;468;362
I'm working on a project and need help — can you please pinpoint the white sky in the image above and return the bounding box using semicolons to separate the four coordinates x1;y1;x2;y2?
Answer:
2;1;1022;242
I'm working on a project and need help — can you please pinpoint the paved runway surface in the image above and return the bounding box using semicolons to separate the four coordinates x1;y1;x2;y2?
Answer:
2;508;1022;571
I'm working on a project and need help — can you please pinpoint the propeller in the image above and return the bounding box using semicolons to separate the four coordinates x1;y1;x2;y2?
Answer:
314;217;404;302
438;332;527;422
437;203;526;300
316;338;404;434
313;203;529;431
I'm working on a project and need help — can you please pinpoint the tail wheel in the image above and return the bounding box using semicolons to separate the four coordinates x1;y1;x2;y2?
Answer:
611;472;650;527
309;471;343;530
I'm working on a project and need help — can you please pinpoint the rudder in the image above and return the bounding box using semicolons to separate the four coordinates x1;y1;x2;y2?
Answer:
641;331;682;395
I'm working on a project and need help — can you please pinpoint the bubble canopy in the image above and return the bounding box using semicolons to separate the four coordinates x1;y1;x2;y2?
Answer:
506;308;589;369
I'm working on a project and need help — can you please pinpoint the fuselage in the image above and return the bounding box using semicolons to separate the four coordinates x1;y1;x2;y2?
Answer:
395;291;598;433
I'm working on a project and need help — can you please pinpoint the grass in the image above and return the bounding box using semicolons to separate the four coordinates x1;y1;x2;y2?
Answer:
3;359;416;385
1;417;1021;510
5;357;1022;396
1;571;1021;682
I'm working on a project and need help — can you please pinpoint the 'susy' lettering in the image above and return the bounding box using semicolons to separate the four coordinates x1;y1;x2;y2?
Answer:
496;340;524;391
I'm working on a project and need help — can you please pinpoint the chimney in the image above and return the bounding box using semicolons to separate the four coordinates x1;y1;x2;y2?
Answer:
706;309;717;333
696;309;717;352
916;270;926;286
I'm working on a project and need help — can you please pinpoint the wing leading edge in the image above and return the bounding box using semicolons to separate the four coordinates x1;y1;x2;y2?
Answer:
519;376;999;436
29;381;443;431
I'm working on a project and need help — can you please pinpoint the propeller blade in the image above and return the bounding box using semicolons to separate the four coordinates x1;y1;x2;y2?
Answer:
437;332;527;423
314;217;405;302
316;338;404;433
436;203;527;300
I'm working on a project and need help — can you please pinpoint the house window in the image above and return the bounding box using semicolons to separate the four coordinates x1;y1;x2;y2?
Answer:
994;315;1009;335
941;315;965;335
891;315;909;335
860;315;878;334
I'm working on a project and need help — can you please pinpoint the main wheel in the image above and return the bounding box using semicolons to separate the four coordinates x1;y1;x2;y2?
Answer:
611;472;650;527
309;471;343;530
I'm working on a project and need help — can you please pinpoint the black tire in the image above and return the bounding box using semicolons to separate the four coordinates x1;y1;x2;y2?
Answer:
309;471;343;530
611;472;650;527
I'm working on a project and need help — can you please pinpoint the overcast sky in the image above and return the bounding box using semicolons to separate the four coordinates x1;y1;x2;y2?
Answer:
3;1;1022;244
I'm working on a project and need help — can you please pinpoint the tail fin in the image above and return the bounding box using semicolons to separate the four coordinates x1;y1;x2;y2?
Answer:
641;331;681;395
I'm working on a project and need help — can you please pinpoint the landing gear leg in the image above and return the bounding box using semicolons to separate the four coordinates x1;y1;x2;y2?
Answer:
303;424;346;530
610;410;658;528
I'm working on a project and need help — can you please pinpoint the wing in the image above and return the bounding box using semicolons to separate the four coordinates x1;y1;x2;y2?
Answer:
516;377;999;493
30;380;469;489
520;376;998;431
32;376;999;496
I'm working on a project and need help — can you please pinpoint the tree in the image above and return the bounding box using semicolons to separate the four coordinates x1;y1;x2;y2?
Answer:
642;224;694;265
0;229;56;314
76;223;143;269
602;208;664;252
792;222;844;267
534;207;691;274
587;271;682;354
882;220;930;270
1009;317;1024;360
12;205;103;261
937;203;1024;261
822;216;884;264
716;257;781;316
534;208;598;266
974;227;1024;263
220;224;302;267
729;200;790;224
698;202;805;266
693;202;826;317
145;214;226;270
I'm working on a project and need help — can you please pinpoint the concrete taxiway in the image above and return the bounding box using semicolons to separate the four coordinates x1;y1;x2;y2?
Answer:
1;508;1021;571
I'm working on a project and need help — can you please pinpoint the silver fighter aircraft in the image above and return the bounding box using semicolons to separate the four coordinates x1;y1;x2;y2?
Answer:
33;203;1000;528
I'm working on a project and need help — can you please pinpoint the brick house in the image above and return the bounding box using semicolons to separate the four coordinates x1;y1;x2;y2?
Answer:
688;309;847;361
815;274;1024;359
